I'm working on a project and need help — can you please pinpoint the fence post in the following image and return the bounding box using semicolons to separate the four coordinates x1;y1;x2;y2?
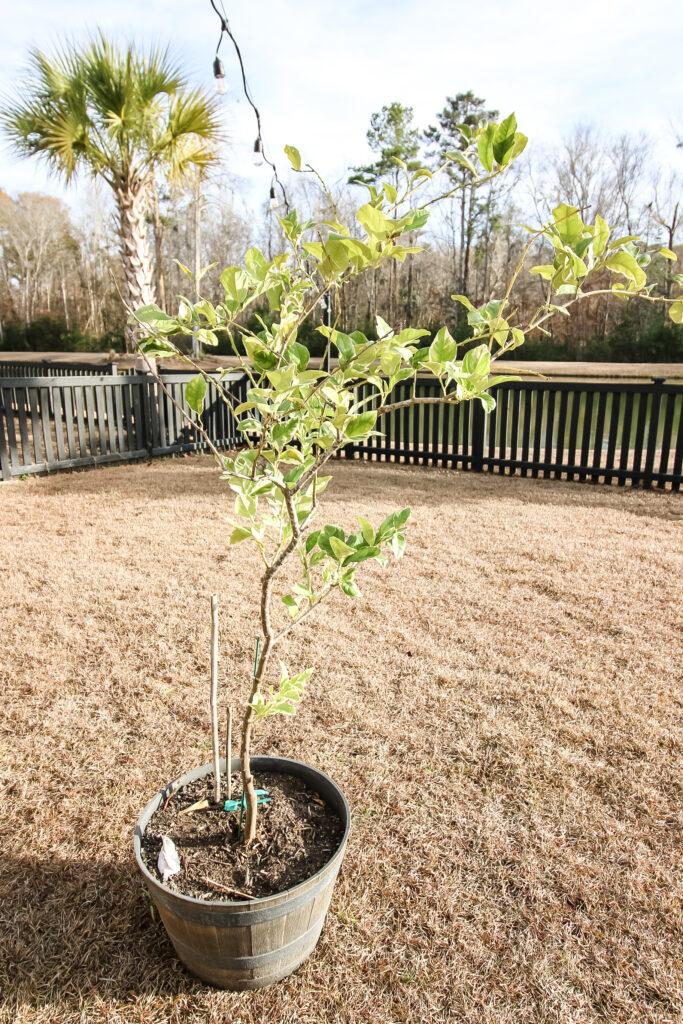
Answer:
471;399;485;472
642;377;664;490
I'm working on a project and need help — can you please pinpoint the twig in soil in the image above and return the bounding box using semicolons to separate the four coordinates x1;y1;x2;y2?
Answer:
210;595;221;804
200;876;255;900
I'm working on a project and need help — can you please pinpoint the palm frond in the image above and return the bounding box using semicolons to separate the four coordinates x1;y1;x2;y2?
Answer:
2;34;223;189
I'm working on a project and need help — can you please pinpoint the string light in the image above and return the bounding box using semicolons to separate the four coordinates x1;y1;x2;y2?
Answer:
212;56;227;94
269;184;278;210
209;0;289;211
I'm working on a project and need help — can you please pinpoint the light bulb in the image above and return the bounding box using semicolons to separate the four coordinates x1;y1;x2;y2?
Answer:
253;137;264;167
213;57;227;94
269;185;278;210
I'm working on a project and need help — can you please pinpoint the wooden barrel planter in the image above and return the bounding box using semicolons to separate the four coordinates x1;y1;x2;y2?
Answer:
134;755;350;989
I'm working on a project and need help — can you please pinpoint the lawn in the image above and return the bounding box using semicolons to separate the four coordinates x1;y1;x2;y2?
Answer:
1;457;681;1024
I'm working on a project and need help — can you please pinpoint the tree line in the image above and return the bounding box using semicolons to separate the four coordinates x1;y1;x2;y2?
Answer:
0;37;680;362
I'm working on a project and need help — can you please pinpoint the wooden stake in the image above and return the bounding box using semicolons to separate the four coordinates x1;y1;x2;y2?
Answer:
226;707;232;802
178;797;211;816
210;595;220;804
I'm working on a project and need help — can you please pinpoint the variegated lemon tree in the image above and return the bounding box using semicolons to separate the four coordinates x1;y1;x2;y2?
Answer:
134;115;679;844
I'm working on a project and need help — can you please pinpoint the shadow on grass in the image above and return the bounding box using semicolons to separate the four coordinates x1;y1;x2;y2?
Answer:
0;852;205;1009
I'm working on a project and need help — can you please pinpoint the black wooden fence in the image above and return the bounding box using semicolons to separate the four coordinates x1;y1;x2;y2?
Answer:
0;371;246;480
0;361;119;378
340;377;683;491
1;372;682;490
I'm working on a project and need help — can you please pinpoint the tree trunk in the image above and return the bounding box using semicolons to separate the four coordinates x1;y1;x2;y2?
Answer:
152;182;166;313
114;180;156;351
60;269;70;330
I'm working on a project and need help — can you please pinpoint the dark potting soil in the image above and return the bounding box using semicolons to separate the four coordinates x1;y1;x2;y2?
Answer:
140;772;345;902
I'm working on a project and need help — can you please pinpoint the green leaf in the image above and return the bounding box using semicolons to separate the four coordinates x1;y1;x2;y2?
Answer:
185;374;207;415
230;526;251;544
196;328;218;348
173;260;193;280
286;341;309;371
138;338;177;359
346;411;377;438
429;326;457;364
357;204;391;240
357;516;375;545
220;267;249;306
593;216;610;258
329;536;355;560
509;133;528;162
669;300;683;325
395;507;411;528
479;393;496;413
245;247;269;281
604;252;646;290
446;150;477;175
401;210;430;232
659;247;677;261
305;530;321;554
285;144;302;171
477;125;495;173
333;330;356;364
343;544;381;565
553;204;583;246
135;303;174;326
462;344;490;376
244;338;278;372
391;533;406;559
492;113;517;166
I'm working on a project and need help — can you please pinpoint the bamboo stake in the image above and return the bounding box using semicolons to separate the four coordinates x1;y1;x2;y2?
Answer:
225;707;232;802
210;595;221;804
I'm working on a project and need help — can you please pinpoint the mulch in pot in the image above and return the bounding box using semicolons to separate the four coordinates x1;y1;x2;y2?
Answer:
140;771;345;902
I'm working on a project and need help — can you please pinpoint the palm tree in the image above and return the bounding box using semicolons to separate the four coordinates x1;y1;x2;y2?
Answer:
2;35;223;348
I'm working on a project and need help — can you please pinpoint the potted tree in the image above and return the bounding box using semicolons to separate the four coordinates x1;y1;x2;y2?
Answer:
131;119;679;989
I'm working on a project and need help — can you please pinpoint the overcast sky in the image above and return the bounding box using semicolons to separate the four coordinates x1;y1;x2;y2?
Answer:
1;0;681;211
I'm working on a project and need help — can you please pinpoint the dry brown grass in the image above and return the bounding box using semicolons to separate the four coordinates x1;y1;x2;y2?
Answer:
1;457;681;1024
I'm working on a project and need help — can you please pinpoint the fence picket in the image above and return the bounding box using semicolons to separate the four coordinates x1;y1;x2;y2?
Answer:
657;392;676;483
631;391;649;487
520;389;532;477
591;390;608;483
543;390;556;478
39;386;55;466
618;393;635;487
554;389;568;479
578;391;595;483
83;386;98;456
28;387;44;466
52;387;67;463
94;385;108;455
531;390;543;478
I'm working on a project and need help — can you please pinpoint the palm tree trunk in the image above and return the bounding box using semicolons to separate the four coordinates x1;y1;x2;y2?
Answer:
151;182;166;313
114;180;156;351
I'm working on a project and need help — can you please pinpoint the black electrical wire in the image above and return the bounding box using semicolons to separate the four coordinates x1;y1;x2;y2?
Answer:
209;0;290;212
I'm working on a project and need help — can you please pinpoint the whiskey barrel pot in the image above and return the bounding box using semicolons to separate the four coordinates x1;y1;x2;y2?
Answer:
134;756;351;990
